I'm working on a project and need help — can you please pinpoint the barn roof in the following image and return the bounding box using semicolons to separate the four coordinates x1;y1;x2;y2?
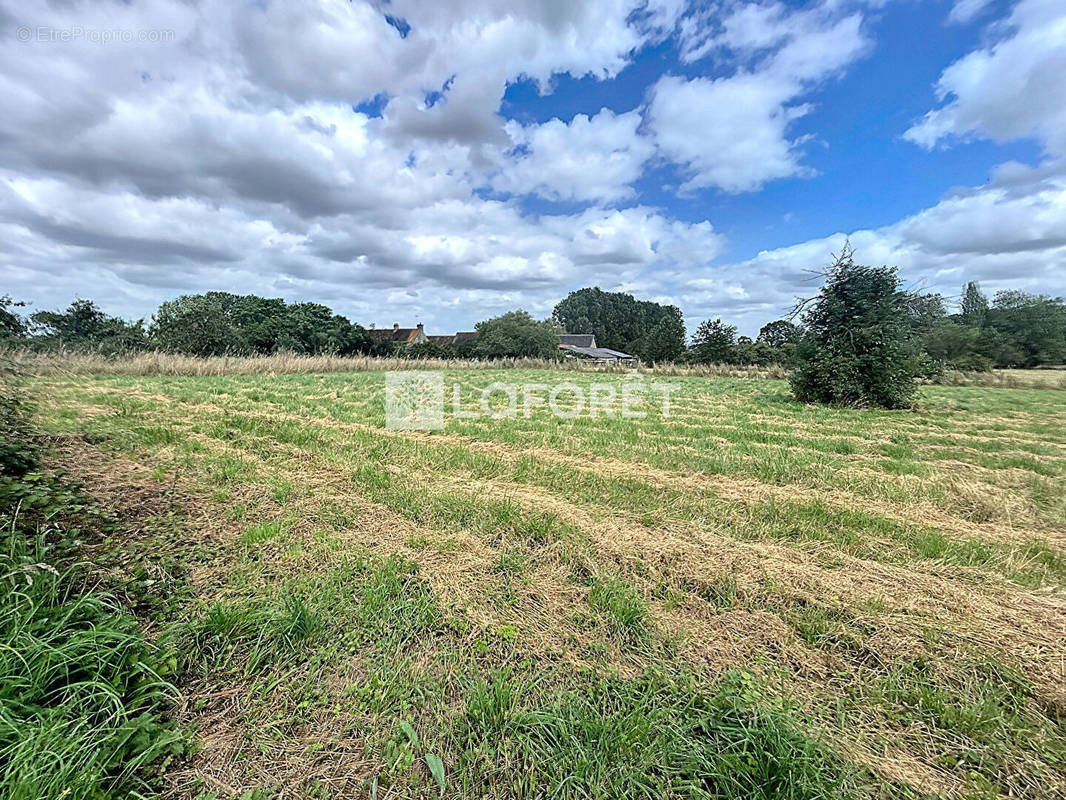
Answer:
560;344;635;360
559;333;596;348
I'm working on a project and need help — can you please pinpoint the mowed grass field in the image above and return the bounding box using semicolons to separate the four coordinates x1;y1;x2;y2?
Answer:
32;369;1066;800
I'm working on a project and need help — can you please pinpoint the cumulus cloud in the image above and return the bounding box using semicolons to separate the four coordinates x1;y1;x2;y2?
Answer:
0;0;723;329
647;2;869;192
669;164;1066;335
947;0;995;25
906;0;1066;156
1;0;1063;340
494;110;654;202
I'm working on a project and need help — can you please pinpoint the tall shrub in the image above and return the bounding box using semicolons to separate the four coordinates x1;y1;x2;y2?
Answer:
790;246;923;409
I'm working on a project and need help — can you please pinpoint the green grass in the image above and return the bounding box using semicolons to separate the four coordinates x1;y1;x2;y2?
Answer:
455;668;860;800
588;575;648;641
25;368;1066;798
0;473;186;799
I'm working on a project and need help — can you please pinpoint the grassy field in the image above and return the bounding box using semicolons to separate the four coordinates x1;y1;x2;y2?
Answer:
31;368;1066;799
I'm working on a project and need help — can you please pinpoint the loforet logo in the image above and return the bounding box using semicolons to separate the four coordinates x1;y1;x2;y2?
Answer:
385;371;445;430
385;370;679;430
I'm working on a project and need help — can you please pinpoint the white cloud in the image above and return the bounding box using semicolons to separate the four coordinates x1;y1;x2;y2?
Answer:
668;165;1066;335
495;110;654;202
647;73;813;192
906;0;1066;156
0;0;715;331
947;0;994;25
647;3;869;193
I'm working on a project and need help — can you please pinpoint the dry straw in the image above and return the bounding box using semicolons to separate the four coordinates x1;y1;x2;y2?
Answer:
8;349;788;380
8;348;1063;388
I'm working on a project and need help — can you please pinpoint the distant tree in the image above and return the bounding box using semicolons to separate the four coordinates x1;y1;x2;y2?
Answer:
631;304;686;362
789;245;923;408
279;302;371;355
553;287;685;362
690;318;737;364
982;290;1066;368
150;294;240;356
0;296;27;338
960;281;989;327
30;299;146;353
908;293;947;333
733;338;777;366
923;321;990;371
149;292;371;357
469;310;560;359
31;299;111;341
756;320;800;349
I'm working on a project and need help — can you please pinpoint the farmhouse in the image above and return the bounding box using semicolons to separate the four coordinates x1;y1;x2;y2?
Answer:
367;322;429;345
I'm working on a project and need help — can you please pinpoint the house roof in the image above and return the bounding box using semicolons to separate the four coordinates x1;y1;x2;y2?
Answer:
452;331;478;344
368;324;424;342
560;344;635;360
427;335;456;345
559;333;596;348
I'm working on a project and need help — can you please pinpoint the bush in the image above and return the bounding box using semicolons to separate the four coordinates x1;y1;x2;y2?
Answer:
0;361;38;478
790;246;923;409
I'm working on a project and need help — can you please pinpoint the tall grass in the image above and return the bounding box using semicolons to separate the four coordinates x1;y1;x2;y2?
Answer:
0;369;185;798
13;348;1064;388
7;348;789;380
455;668;859;799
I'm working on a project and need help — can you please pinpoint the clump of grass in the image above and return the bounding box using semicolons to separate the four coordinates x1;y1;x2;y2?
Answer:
240;518;287;546
349;554;441;648
455;667;859;799
588;576;647;641
0;476;185;798
185;590;325;676
683;573;738;610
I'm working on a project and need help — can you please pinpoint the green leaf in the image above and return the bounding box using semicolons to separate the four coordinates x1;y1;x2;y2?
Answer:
398;719;419;750
426;753;446;793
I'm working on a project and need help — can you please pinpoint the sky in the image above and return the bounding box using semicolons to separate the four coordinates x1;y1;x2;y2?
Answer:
1;0;1065;337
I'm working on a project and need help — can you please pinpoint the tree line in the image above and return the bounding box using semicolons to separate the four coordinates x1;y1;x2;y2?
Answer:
3;268;1064;376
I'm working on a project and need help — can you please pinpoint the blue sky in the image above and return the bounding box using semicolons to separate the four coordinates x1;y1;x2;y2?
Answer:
2;0;1065;336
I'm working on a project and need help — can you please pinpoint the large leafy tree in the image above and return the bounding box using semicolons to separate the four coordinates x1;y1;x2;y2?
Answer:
149;294;241;356
149;292;371;356
790;245;924;408
982;290;1066;368
632;305;686;362
923;321;989;371
553;287;685;362
469;310;560;359
31;298;112;341
756;320;800;348
279;302;372;355
689;318;737;364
